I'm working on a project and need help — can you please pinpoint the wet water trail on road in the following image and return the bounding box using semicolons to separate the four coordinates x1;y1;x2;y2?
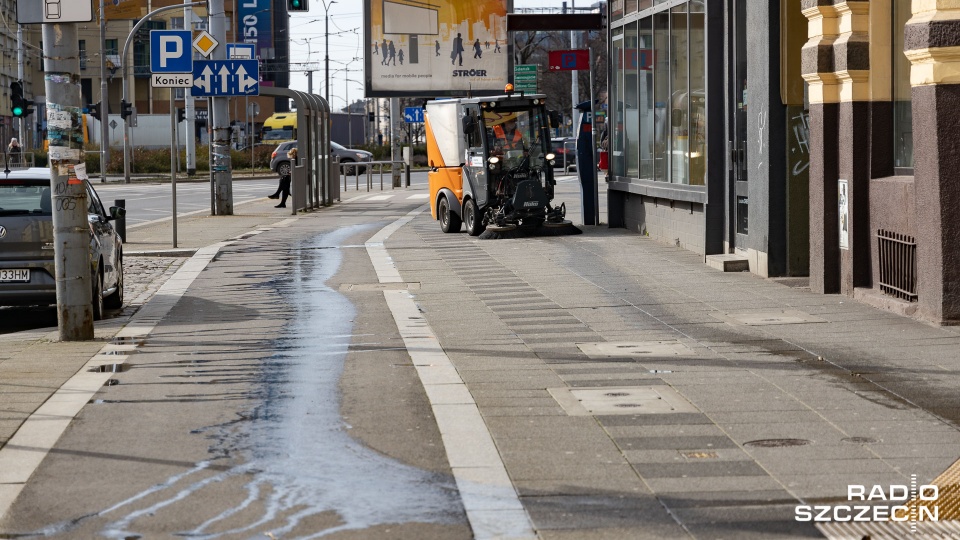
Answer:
22;224;462;539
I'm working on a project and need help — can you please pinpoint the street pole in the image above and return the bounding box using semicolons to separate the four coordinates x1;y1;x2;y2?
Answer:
346;77;351;145
184;0;196;175
17;24;25;149
43;22;94;340
210;0;233;214
98;0;109;180
569;1;579;134
324;1;336;107
170;94;178;247
390;97;400;186
121;2;204;184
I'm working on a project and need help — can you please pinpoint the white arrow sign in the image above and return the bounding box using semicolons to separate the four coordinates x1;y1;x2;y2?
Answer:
218;65;231;94
194;65;213;94
235;64;256;93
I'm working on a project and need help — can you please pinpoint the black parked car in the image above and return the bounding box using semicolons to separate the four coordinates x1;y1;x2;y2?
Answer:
0;168;125;319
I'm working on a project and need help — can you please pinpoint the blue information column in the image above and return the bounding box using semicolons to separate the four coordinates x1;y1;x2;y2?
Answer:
575;100;597;226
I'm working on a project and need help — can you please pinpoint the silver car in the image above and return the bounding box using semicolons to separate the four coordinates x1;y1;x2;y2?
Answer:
0;168;125;319
269;141;373;176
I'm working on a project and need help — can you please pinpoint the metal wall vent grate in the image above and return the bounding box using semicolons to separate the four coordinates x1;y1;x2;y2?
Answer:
877;229;918;302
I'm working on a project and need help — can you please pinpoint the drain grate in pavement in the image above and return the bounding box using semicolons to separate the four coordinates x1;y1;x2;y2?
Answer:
681;451;719;459
841;437;880;444
549;386;700;416
744;439;812;448
577;341;695;359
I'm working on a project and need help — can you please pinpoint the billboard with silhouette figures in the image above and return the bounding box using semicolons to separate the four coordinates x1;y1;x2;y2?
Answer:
365;0;513;97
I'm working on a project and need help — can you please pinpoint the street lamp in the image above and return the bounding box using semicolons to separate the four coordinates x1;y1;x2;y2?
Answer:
322;0;336;105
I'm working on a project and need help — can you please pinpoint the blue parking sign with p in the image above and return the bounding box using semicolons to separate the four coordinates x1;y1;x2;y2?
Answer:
151;30;193;73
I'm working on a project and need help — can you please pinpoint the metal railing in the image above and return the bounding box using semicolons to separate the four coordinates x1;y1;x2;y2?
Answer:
3;152;36;169
877;229;918;302
341;160;410;192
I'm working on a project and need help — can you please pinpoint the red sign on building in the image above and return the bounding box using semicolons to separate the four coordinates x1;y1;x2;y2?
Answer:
548;49;590;71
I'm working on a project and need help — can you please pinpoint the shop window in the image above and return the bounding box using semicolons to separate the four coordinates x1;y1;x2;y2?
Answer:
612;27;625;177
625;22;641;178
610;0;708;186
653;10;669;183
670;5;689;185
638;16;653;179
893;0;913;172
689;1;706;185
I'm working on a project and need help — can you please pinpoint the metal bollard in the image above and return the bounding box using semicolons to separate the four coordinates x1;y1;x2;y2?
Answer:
114;199;126;242
405;163;410;187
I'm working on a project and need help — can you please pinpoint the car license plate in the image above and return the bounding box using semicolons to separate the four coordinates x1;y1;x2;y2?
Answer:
0;269;30;282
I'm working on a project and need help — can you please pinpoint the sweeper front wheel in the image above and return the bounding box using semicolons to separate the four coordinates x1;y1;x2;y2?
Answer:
439;195;462;233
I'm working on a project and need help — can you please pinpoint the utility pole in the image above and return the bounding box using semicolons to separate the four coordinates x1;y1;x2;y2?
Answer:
323;1;336;106
16;24;25;148
184;0;197;175
98;0;109;178
569;1;580;133
390;97;400;186
44;22;94;340
210;0;233;214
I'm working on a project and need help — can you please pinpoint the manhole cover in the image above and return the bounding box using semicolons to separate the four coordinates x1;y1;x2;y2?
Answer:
577;341;695;359
842;437;880;444
719;310;826;326
548;386;700;416
744;439;811;448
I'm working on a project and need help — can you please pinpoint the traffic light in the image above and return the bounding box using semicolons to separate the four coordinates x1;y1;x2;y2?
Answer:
176;107;185;124
89;102;101;121
10;81;33;118
120;99;132;120
287;0;309;11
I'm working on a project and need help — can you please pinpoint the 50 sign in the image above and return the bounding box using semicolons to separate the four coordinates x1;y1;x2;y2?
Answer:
238;0;272;55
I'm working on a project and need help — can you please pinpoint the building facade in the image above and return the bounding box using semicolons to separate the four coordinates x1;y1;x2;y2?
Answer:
606;0;811;278
803;0;960;325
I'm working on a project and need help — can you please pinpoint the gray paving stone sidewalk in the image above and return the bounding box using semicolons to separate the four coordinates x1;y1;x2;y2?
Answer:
3;184;960;538
386;212;960;539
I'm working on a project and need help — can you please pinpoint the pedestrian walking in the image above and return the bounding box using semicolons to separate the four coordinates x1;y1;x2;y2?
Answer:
7;138;21;166
274;147;296;208
494;40;501;53
451;33;464;66
485;41;490;49
473;39;482;59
